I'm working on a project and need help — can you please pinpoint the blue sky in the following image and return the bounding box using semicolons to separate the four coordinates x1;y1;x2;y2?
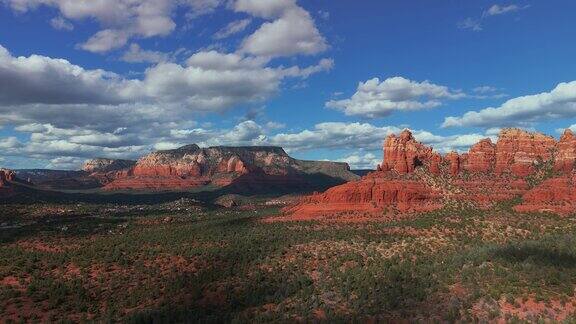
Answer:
0;0;575;170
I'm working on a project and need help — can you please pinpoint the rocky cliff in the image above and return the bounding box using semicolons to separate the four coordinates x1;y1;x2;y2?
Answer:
103;145;358;192
285;128;576;218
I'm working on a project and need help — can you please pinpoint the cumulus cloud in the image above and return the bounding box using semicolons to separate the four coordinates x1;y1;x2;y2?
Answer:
120;44;169;64
326;76;465;118
442;81;576;128
0;45;331;111
0;136;22;149
0;44;134;105
0;43;332;165
2;0;223;53
46;156;87;170
213;18;252;39
235;0;328;57
336;153;379;170
268;122;487;154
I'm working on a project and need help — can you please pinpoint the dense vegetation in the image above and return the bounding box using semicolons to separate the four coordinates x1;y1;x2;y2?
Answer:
1;200;576;322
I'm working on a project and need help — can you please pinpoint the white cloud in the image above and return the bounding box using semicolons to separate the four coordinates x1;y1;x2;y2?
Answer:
326;76;465;118
0;43;332;164
485;4;527;16
49;16;74;31
460;3;529;32
0;137;22;149
233;0;296;19
213;18;252;39
121;43;169;63
3;0;223;53
336;153;379;170
268;122;486;154
0;44;135;105
473;86;498;94
0;44;331;111
471;85;507;99
46;156;86;170
443;81;576;128
235;0;328;57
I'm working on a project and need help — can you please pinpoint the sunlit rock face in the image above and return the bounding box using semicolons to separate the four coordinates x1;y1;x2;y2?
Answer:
103;145;358;191
284;128;576;219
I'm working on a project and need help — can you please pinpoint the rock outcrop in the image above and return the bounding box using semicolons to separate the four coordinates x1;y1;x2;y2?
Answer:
380;130;435;173
0;169;15;187
494;129;556;176
463;139;495;173
554;129;576;173
284;128;576;219
284;173;443;218
104;145;358;192
514;176;576;214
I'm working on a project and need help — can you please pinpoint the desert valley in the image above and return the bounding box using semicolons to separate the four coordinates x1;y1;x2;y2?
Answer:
2;0;576;322
3;128;576;321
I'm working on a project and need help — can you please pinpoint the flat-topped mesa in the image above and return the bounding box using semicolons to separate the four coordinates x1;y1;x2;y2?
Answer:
494;128;556;176
82;158;136;173
0;169;15;187
132;145;290;179
554;129;576;173
380;129;435;174
105;144;357;191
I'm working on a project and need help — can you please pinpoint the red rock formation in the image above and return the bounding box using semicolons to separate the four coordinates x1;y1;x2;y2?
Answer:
429;153;442;175
283;128;576;220
514;176;576;214
446;152;460;176
380;130;434;173
495;129;556;177
0;169;15;187
284;172;443;218
465;139;496;173
554;129;576;173
104;145;358;191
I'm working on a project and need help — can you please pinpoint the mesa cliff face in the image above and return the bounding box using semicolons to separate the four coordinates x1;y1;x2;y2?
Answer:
102;145;358;192
285;128;576;218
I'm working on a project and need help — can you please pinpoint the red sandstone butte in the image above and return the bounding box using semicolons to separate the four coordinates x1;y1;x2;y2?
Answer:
380;130;435;173
284;127;576;219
